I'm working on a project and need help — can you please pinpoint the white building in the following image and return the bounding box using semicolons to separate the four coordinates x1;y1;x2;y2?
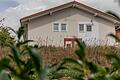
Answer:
20;1;120;47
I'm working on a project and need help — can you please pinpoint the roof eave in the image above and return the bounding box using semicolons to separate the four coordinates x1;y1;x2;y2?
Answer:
20;1;75;23
20;1;120;25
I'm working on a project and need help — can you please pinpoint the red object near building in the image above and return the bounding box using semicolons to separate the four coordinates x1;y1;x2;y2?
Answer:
116;28;120;39
64;38;81;48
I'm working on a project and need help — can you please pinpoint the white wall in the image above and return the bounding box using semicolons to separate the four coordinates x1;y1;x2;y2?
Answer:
28;7;115;46
78;21;99;45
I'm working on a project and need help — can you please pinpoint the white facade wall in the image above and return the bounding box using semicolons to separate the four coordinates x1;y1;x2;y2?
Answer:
28;7;115;46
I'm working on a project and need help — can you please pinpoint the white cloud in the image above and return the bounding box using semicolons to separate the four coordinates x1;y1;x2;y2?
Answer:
80;0;120;13
0;0;120;30
0;0;47;30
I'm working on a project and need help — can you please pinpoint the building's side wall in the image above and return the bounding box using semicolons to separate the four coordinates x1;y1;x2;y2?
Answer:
98;20;115;45
28;7;115;46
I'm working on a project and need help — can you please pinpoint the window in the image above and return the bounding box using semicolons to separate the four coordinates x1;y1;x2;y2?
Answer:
79;24;84;32
53;23;67;32
79;23;93;32
115;26;119;30
66;44;72;48
53;23;59;32
61;24;67;31
86;24;92;31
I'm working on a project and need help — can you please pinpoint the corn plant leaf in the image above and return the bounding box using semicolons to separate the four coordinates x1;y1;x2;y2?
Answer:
27;47;41;73
108;33;120;42
59;69;83;79
0;71;11;80
61;58;82;68
19;49;27;55
106;53;120;69
106;11;120;20
111;73;120;80
0;58;10;72
10;46;22;70
16;40;34;48
75;40;86;61
17;27;25;40
86;61;98;73
96;67;108;77
57;66;69;71
8;55;14;60
23;59;33;75
49;63;58;68
40;65;49;80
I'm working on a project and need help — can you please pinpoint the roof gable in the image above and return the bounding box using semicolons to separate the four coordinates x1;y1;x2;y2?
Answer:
20;1;120;25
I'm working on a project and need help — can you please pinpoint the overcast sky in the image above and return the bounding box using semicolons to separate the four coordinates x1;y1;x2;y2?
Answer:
0;0;120;30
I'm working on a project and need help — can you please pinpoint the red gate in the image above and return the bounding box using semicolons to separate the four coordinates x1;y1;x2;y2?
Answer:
64;38;81;48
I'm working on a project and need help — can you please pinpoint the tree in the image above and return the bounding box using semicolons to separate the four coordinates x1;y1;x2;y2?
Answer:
0;26;14;48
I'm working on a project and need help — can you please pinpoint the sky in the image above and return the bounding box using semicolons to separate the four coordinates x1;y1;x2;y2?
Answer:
0;0;120;30
0;0;19;11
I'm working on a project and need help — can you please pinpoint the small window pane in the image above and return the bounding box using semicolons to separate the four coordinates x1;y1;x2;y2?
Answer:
79;24;84;32
61;24;67;31
67;44;72;48
115;26;119;29
86;24;92;31
54;23;59;31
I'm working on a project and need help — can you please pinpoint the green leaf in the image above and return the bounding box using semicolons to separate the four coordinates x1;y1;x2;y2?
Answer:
17;27;25;40
86;61;98;73
27;47;41;73
106;11;120;20
40;65;49;80
108;33;120;42
106;53;120;69
16;40;34;48
0;58;10;72
10;46;22;70
61;58;82;67
0;71;11;80
57;66;69;71
75;40;86;62
0;26;14;48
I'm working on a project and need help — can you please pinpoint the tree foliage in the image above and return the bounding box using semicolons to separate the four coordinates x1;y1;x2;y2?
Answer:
0;26;14;48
